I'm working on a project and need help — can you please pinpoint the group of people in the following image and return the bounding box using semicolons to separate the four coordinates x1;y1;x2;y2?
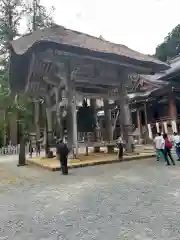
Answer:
154;132;180;165
55;132;180;174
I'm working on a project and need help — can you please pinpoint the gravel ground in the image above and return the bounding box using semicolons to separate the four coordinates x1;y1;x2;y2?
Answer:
0;157;180;240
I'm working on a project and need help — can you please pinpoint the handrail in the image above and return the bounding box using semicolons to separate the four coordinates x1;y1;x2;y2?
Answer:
149;117;180;124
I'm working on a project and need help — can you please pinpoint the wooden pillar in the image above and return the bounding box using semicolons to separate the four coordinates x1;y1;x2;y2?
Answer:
55;88;63;139
161;121;164;134
144;102;148;126
169;98;177;119
156;122;160;133
136;108;142;143
163;121;168;133
90;99;98;141
66;64;78;157
169;89;177;133
45;98;53;142
143;102;149;143
103;99;113;142
119;84;133;153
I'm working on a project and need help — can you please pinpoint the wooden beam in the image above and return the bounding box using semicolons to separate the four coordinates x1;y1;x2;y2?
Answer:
76;91;122;100
36;50;153;74
25;53;36;92
75;76;121;86
30;65;128;87
29;52;139;89
75;85;109;91
30;67;124;87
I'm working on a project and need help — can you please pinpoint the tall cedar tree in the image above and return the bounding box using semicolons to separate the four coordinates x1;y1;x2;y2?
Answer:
0;0;54;144
155;24;180;62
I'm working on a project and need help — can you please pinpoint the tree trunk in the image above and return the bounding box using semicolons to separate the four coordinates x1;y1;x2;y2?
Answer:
9;111;18;145
112;110;119;138
45;95;53;156
17;134;26;166
3;110;7;146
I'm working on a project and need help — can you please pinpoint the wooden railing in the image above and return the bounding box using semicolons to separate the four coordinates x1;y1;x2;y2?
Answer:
149;114;180;124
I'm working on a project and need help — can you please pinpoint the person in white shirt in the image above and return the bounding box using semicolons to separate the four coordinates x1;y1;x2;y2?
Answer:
173;132;180;160
154;133;165;161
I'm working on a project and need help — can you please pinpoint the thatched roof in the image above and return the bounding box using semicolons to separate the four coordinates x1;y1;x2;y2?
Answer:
9;25;170;94
10;25;168;71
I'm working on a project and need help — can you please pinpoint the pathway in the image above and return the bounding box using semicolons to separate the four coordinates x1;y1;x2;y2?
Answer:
0;157;180;239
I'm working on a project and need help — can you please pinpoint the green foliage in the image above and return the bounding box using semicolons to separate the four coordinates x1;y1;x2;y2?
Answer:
155;24;180;61
0;0;55;139
0;0;27;119
0;0;54;144
0;0;27;54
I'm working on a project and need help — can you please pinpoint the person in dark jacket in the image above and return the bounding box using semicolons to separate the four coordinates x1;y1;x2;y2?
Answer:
56;139;69;175
29;139;33;158
36;140;41;156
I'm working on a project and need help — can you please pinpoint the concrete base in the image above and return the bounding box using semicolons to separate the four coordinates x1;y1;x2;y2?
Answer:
107;145;115;153
28;152;155;171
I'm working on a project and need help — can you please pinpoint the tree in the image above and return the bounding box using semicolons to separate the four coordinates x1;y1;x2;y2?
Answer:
0;0;27;54
26;0;55;156
26;0;54;31
155;24;180;61
0;0;28;145
0;0;55;151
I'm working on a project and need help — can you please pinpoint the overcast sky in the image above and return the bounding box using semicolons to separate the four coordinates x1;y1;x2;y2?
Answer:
40;0;179;55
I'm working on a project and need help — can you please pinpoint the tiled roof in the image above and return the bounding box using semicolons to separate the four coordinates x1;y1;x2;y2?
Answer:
140;75;169;86
128;91;152;100
139;56;180;82
159;57;180;80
